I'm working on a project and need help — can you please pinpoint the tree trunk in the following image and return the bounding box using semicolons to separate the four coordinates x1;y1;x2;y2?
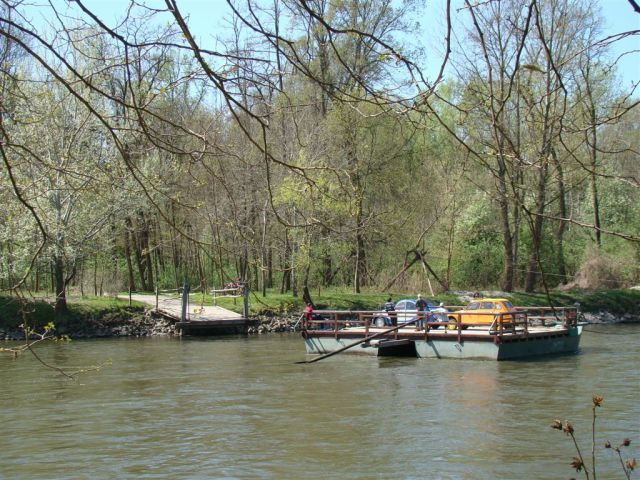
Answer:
78;260;84;297
497;159;514;292
589;161;601;248
281;231;291;293
261;201;268;296
352;151;366;294
34;261;40;292
124;229;137;292
524;157;549;292
195;243;205;292
322;252;332;286
267;247;273;289
552;149;567;283
128;216;148;291
585;67;602;248
302;285;314;307
445;214;456;289
53;255;67;312
354;225;366;294
93;253;98;296
291;251;297;297
416;251;449;291
383;256;418;292
142;220;154;291
511;169;523;287
525;74;554;293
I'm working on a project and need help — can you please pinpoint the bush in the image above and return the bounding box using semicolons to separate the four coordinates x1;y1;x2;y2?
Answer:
564;248;626;290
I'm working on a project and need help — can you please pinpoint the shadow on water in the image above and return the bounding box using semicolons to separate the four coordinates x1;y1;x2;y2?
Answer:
375;356;420;368
505;348;586;363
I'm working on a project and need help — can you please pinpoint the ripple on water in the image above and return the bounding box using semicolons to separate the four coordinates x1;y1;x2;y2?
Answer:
1;328;639;479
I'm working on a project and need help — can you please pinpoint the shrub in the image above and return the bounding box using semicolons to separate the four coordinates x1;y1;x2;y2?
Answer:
565;248;626;290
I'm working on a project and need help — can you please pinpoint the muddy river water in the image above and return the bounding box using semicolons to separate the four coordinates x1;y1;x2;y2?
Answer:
1;324;638;479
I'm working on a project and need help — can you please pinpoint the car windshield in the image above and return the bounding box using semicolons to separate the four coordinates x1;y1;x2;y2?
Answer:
467;302;479;310
503;301;513;310
425;300;438;308
396;300;415;310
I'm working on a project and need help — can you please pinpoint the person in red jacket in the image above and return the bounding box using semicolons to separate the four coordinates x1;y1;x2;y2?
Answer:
304;302;314;327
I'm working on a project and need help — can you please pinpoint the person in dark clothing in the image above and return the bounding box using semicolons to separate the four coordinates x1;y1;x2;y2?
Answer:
415;294;427;330
383;297;396;326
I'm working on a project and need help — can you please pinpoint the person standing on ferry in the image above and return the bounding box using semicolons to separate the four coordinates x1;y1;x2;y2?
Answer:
415;294;427;330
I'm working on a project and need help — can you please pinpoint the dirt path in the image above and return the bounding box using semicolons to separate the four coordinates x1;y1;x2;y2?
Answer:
126;294;244;321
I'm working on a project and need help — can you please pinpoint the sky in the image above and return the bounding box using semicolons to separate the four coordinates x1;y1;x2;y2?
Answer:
22;0;640;86
180;0;640;86
596;0;640;86
420;0;640;87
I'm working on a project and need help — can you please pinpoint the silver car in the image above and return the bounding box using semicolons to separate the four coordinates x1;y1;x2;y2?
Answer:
373;298;447;328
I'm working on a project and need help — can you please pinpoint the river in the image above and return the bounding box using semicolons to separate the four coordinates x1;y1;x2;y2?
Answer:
1;324;638;479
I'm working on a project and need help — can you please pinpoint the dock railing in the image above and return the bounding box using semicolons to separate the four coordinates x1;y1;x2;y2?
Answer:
211;287;243;305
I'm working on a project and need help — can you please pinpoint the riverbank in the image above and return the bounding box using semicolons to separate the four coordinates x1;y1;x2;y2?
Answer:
0;309;177;341
1;289;638;340
0;293;301;340
3;307;636;341
0;311;299;340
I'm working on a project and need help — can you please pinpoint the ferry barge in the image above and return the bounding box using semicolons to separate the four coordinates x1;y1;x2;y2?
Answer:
302;304;582;361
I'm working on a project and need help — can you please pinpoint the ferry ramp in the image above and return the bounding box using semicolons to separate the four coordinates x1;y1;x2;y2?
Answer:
126;293;256;335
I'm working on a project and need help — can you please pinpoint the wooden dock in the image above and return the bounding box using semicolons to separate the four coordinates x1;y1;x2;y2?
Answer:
128;294;257;335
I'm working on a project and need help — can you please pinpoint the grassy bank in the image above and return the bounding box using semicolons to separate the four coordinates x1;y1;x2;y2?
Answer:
1;288;638;330
508;289;640;315
197;288;640;316
0;294;145;332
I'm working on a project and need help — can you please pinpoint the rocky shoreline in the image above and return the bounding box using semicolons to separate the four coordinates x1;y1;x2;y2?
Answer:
1;311;176;341
581;312;640;324
1;310;637;341
0;311;302;341
247;314;302;334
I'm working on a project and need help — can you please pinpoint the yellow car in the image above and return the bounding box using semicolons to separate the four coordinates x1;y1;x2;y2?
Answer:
448;298;515;329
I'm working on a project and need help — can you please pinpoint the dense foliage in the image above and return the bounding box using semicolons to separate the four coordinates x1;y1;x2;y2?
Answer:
0;0;638;311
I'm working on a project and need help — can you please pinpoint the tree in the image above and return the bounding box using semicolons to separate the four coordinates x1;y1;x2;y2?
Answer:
0;0;638;300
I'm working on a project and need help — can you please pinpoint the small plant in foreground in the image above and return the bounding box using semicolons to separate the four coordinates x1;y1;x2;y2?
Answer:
2;299;107;379
551;395;636;479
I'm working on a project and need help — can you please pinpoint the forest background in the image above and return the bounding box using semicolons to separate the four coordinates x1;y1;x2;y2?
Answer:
0;0;638;313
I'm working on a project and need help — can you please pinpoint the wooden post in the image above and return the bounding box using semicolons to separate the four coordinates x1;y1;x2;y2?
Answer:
181;283;190;322
154;249;159;311
242;283;249;319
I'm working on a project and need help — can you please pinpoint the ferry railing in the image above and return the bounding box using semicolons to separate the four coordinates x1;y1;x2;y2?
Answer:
304;310;374;336
303;307;578;340
516;306;578;327
433;310;529;342
304;310;426;337
305;309;521;338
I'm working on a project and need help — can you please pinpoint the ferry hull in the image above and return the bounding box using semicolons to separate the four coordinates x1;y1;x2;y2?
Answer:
304;326;582;361
414;329;581;360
